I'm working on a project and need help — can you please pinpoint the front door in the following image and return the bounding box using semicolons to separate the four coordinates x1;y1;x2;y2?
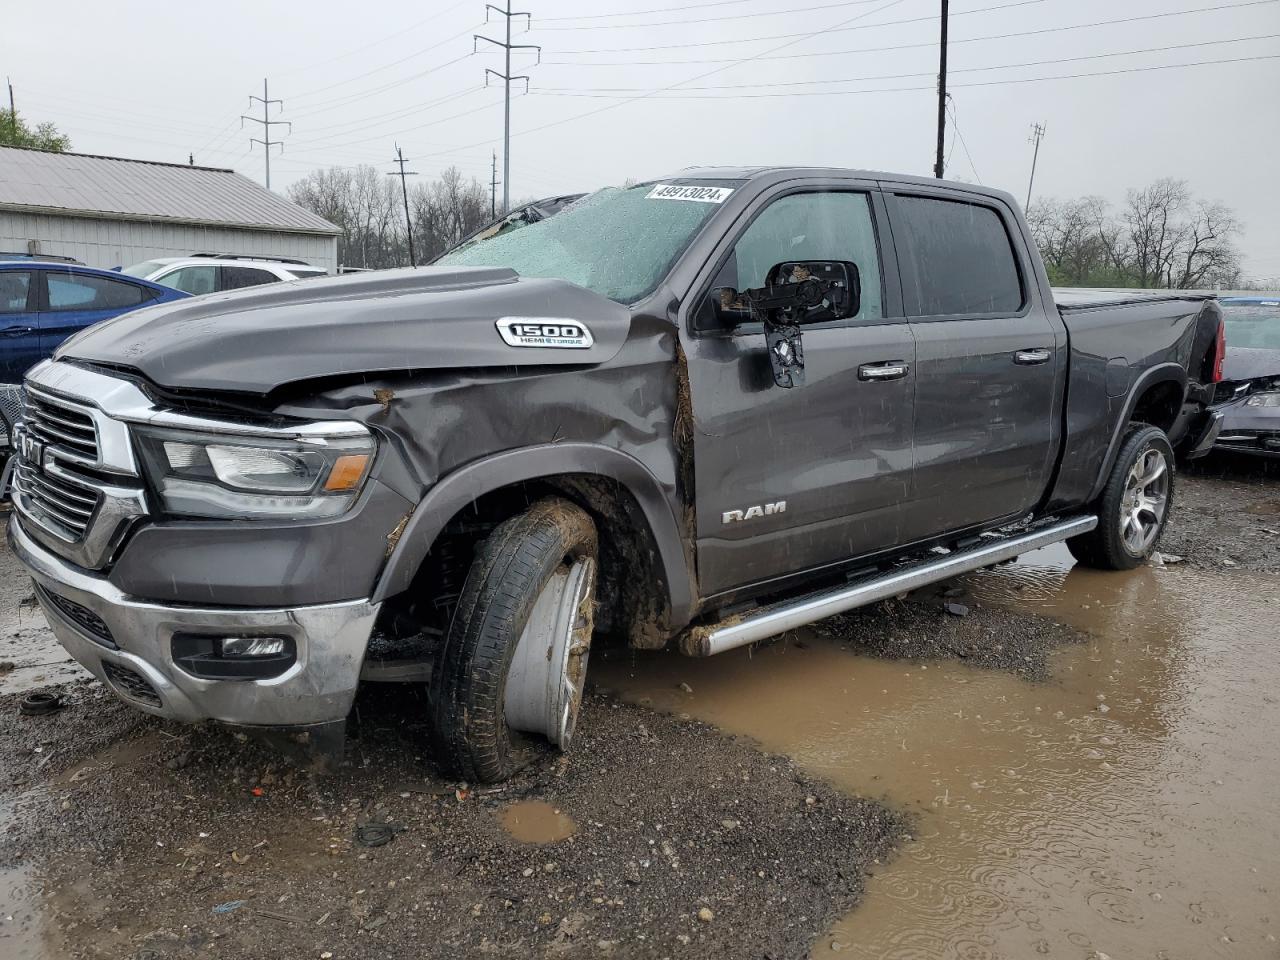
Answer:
682;186;917;599
0;269;41;384
885;189;1065;537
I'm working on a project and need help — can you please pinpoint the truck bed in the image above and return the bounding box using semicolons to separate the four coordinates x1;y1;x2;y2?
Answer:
1053;288;1213;312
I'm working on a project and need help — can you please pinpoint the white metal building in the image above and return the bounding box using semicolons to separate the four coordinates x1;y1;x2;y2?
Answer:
0;146;341;272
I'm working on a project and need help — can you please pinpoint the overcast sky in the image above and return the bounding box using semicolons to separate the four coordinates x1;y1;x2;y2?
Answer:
6;0;1279;278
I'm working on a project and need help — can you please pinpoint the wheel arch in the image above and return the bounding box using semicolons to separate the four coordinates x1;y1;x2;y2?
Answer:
372;443;695;639
1088;362;1187;502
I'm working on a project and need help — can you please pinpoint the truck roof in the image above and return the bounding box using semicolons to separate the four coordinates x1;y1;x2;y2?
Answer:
668;166;1019;205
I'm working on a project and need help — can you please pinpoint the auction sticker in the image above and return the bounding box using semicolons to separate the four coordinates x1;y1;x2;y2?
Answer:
646;183;734;203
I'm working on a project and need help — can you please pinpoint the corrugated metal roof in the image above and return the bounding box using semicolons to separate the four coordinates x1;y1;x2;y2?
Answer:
0;146;341;235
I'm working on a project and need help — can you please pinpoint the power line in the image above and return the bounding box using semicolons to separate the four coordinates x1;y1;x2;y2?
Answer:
544;0;1045;54
475;1;541;215
545;0;1277;57
526;52;1280;99
531;0;888;30
533;34;1280;92
241;79;290;189
417;0;912;162
538;0;768;21
278;0;474;78
945;98;981;183
287;51;477;120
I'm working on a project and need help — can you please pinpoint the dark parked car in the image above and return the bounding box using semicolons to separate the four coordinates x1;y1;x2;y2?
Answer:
1211;296;1280;457
8;168;1223;783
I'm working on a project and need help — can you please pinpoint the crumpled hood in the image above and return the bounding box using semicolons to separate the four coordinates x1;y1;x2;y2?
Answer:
1223;346;1280;382
59;266;632;394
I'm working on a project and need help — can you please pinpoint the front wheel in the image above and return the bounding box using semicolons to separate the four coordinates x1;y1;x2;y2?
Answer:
428;498;597;783
1068;424;1175;570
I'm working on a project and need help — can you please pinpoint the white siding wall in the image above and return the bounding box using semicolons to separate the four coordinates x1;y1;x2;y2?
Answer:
0;211;338;273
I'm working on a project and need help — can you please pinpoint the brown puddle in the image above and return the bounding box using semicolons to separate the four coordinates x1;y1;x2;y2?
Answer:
595;546;1280;958
498;800;578;844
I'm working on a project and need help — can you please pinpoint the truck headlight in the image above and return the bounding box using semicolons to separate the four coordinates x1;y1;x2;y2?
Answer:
134;426;374;520
1244;391;1280;408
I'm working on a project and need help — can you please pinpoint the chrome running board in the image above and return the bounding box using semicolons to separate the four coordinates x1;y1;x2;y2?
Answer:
682;515;1097;657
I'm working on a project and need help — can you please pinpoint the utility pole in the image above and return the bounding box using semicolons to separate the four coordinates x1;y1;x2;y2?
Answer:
7;78;15;140
475;3;540;215
933;0;949;179
188;153;195;166
388;143;419;267
1025;122;1046;212
490;150;501;219
242;78;290;190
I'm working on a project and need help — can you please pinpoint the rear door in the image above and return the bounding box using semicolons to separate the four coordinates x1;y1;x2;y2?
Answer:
0;268;40;383
681;182;917;598
884;187;1065;537
38;269;159;355
220;265;281;290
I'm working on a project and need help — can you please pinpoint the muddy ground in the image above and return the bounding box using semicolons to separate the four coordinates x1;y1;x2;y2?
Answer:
1;462;1277;960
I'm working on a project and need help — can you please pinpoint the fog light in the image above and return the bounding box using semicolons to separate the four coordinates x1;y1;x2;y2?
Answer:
172;633;297;680
221;636;288;658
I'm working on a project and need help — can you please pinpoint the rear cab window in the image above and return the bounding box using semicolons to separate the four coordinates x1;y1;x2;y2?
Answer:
892;194;1025;317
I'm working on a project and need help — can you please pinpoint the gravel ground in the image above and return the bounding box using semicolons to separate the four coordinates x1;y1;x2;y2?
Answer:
0;683;904;960
1160;457;1280;573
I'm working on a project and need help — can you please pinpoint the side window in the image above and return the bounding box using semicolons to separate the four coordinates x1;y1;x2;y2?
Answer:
0;272;33;313
895;196;1024;317
46;273;148;311
221;266;278;290
708;191;883;326
158;265;218;296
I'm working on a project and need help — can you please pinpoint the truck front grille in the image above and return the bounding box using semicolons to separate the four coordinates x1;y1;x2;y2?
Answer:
23;387;100;462
12;457;101;541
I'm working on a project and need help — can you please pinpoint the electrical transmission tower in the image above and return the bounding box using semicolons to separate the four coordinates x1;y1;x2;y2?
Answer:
475;2;540;216
242;79;290;190
1025;122;1046;212
388;144;419;267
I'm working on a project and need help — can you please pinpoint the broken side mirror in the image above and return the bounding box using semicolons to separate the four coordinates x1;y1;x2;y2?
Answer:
740;260;862;389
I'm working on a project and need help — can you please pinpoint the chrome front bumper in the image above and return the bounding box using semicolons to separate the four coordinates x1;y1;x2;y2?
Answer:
8;515;381;727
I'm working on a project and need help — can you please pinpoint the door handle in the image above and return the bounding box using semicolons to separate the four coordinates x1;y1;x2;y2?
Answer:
858;360;910;381
0;326;34;338
1014;348;1051;365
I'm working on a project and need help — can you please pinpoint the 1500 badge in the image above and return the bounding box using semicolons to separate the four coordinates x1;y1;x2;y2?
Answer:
496;316;595;349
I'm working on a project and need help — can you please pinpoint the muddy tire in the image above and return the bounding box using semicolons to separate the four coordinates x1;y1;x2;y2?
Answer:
428;498;597;784
1068;424;1175;570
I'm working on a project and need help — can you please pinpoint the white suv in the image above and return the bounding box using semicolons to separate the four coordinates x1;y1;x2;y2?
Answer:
121;254;328;295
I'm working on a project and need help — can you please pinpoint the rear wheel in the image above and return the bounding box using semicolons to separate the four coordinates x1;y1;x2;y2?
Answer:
427;498;597;783
1068;424;1175;570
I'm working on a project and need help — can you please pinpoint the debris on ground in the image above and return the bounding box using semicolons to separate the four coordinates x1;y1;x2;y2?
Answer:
19;690;63;715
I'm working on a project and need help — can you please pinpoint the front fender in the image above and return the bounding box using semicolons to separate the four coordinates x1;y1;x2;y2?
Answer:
371;442;695;628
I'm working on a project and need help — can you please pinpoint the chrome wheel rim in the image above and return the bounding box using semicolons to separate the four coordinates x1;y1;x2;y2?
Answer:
503;557;595;750
1118;445;1169;555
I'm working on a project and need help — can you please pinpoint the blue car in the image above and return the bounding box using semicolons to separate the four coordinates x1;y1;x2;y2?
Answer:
0;260;189;385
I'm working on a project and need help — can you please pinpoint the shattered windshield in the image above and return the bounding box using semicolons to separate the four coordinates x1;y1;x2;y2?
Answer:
437;181;740;304
1221;301;1280;350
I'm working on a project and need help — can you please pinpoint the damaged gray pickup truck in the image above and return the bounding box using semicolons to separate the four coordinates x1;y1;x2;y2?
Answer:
7;168;1226;782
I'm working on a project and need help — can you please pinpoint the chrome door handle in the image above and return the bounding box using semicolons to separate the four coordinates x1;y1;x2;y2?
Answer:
0;326;34;338
1014;348;1051;365
858;360;910;381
